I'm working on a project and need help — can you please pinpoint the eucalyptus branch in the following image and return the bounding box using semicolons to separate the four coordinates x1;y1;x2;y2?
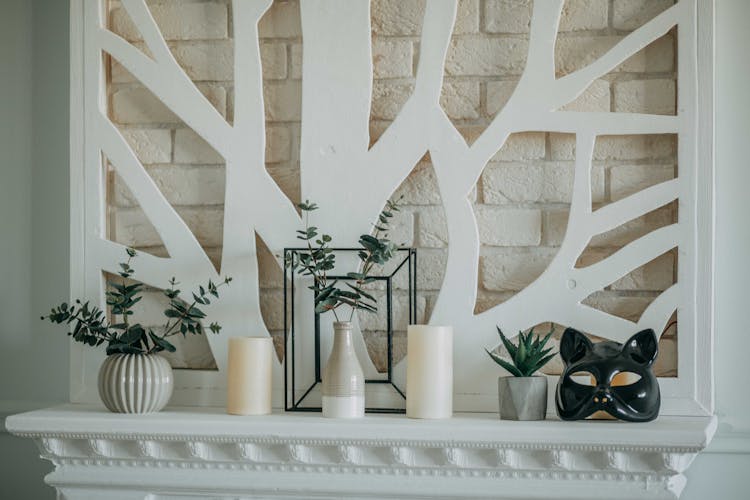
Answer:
42;300;118;347
42;248;232;356
160;278;231;340
106;247;140;329
347;197;402;321
286;198;403;323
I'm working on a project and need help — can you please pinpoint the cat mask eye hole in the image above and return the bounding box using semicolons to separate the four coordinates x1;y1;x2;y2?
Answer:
609;371;642;386
570;371;596;386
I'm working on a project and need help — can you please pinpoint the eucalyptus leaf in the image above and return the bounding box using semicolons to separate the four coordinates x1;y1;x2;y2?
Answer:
149;332;176;353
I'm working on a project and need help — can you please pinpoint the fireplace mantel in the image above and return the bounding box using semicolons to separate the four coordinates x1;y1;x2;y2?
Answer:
7;405;716;499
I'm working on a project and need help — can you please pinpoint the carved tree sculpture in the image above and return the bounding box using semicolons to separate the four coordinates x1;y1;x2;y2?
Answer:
78;0;698;409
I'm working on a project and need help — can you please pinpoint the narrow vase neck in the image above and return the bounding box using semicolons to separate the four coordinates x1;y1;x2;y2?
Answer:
333;322;355;350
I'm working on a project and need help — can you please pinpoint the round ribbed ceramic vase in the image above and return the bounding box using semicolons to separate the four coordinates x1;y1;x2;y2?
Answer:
322;322;365;418
98;354;174;413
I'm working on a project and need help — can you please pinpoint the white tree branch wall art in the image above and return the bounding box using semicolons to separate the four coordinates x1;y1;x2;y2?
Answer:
71;0;713;414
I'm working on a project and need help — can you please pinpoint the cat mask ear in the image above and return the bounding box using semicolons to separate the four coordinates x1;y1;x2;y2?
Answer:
621;329;659;366
560;328;593;364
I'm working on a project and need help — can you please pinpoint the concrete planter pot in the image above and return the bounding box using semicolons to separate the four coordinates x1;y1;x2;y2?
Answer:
498;376;547;421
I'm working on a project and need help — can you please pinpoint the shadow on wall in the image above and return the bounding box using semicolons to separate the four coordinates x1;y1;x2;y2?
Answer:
0;0;70;399
0;433;54;499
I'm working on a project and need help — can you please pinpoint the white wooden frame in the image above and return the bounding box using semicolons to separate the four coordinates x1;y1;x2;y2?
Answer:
69;0;714;415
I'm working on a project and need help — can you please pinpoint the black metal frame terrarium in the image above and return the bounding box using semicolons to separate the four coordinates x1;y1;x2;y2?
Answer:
283;247;417;413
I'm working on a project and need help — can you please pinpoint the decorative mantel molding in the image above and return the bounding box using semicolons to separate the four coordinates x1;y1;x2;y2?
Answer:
7;405;716;499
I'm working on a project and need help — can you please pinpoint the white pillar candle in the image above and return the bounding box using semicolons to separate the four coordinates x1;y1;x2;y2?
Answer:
406;325;453;419
227;337;273;415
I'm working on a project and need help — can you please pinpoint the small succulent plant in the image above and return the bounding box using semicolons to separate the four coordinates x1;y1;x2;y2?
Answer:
486;326;556;377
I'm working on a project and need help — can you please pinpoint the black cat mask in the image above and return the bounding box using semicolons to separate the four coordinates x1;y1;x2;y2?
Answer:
555;327;660;422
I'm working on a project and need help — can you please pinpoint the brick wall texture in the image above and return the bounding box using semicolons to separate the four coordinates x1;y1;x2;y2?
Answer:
106;0;678;376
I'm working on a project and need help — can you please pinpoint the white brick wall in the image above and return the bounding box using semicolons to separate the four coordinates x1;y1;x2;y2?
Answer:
371;0;426;36
490;132;546;161
110;2;228;41
559;0;608;31
440;81;481;120
485;80;517;115
613;79;677;115
417;206;450;248
371;82;414;120
393;163;442;205
589;204;675;247
481;248;557;292
610;164;676;200
483;0;532;34
481;162;605;204
561;79;611;112
555;35;674;76
446;38;528;76
169;41;234;81
114;207;224;248
111;85;226;123
106;0;679;374
372;40;413;78
550;133;676;161
121;129;172;164
485;0;608;34
263;81;302;121
258;1;302;38
289;43;303;79
611;252;675;291
260;43;288;80
613;0;674;31
111;87;179;124
475;206;542;246
173;129;223;164
414;249;447;290
114;166;226;208
266;126;292;163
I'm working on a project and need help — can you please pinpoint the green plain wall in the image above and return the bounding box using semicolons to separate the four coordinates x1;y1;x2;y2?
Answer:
0;0;69;498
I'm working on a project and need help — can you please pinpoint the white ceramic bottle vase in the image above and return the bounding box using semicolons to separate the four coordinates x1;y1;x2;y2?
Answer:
98;353;174;413
322;321;365;418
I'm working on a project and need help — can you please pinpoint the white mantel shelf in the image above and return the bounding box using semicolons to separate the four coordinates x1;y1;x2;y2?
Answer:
7;405;717;500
